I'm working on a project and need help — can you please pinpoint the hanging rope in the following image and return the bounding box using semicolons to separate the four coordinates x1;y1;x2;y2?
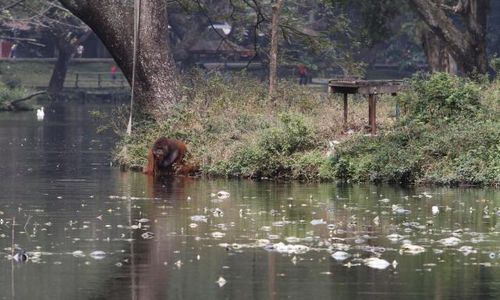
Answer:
127;0;141;135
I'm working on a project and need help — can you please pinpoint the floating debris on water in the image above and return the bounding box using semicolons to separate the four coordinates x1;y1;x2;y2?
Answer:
364;257;391;270
211;232;226;238
387;234;405;242
331;251;350;261
285;236;300;243
438;237;461;247
175;260;182;268
72;250;85;258
268;243;310;254
310;219;326;225
432;206;439;215
400;244;426;255
141;232;154;239
212;208;224;217
12;249;28;262
392;204;411;215
217;191;230;200
458;246;476;256
90;251;106;260
191;215;208;222
216;276;227;287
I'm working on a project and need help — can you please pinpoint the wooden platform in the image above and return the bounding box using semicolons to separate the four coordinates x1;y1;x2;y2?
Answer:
328;79;406;134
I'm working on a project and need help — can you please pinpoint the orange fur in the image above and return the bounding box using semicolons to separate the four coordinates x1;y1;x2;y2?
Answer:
143;137;188;177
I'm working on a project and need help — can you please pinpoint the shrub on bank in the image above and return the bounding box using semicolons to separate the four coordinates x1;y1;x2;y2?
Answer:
331;73;499;186
116;72;498;185
0;81;27;109
115;72;392;179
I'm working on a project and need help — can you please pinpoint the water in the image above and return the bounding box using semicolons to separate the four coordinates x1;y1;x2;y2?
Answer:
0;102;499;300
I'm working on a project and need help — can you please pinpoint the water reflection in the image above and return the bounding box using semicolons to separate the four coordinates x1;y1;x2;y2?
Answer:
0;102;499;299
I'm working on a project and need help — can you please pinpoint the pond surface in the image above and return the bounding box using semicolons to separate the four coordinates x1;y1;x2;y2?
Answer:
0;102;499;300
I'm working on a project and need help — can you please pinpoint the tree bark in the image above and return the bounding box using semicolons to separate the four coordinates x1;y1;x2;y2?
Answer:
47;41;74;96
420;28;458;74
58;0;180;121
408;0;490;75
269;0;285;99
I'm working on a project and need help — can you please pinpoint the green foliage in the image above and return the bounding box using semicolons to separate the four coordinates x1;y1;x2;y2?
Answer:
1;74;22;89
291;150;336;181
224;112;317;179
117;72;498;186
331;74;499;186
0;81;25;105
492;56;500;76
399;73;481;124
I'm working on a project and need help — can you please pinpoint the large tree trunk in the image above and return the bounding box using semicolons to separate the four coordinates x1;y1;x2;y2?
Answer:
58;0;180;121
420;28;458;73
269;0;285;99
408;0;490;75
47;43;74;96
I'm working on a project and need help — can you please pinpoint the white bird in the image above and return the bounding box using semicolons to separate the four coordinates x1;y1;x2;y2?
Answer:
36;107;44;120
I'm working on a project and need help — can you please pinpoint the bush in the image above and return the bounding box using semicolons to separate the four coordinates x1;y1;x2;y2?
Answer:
2;75;22;89
332;88;499;186
113;71;500;185
0;81;26;107
399;73;481;123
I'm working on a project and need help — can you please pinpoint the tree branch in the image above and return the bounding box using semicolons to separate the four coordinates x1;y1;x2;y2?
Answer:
0;0;25;12
407;0;470;59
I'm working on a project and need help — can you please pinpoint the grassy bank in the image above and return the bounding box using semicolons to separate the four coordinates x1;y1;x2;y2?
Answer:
115;72;499;186
113;71;395;178
332;73;499;186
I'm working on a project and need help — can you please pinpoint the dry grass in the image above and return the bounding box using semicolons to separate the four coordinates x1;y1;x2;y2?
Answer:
120;72;396;177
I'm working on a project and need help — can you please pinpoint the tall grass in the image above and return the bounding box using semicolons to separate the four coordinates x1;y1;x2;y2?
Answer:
116;72;499;186
115;71;395;179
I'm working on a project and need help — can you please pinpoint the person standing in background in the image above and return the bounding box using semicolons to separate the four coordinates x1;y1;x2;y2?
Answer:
76;45;84;58
297;63;307;85
111;65;118;81
10;43;17;58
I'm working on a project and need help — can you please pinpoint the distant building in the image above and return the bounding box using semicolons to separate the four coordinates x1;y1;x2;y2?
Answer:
0;40;13;58
188;28;255;62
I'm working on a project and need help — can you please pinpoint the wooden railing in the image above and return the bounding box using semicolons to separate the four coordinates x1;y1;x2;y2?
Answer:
70;72;128;89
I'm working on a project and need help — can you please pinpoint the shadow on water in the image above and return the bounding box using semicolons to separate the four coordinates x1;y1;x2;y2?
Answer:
0;101;499;299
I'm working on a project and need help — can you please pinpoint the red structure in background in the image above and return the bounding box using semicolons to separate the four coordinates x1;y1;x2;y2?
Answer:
0;41;13;58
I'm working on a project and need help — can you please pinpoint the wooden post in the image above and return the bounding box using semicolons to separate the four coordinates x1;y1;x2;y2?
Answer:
75;73;79;88
97;73;102;88
343;93;348;129
368;93;377;134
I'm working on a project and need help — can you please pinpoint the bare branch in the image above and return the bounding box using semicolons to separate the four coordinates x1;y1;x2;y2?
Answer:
0;0;25;12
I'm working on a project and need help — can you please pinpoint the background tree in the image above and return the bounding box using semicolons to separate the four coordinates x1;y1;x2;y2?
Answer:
408;0;490;75
333;0;491;76
1;0;88;96
58;0;179;121
269;0;285;98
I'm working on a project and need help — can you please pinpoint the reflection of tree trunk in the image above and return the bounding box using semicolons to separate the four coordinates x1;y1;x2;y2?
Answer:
59;0;180;121
48;48;73;96
420;28;458;74
409;0;490;75
269;0;285;99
